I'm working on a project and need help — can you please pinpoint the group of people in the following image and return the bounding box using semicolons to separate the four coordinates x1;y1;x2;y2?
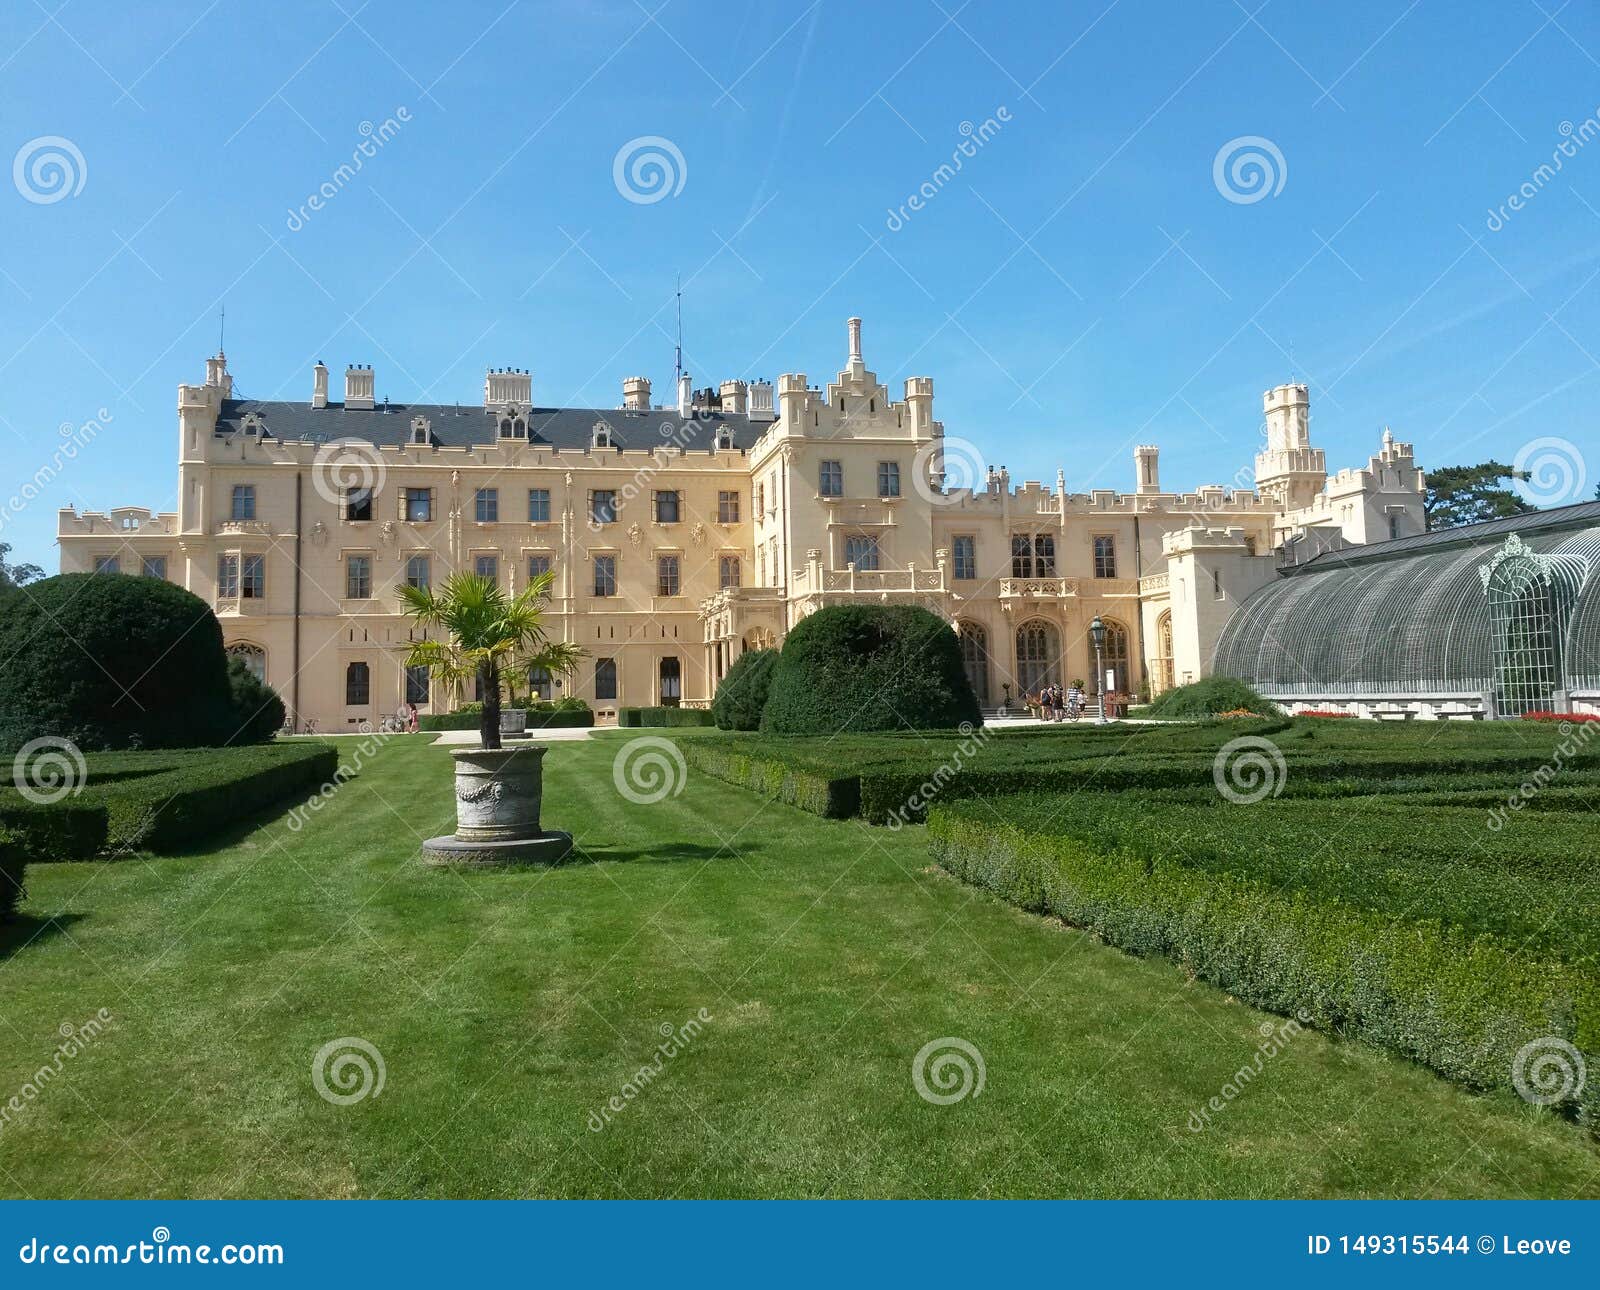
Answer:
1031;682;1085;722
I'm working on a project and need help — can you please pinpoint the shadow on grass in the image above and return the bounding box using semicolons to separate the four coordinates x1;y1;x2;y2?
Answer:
0;912;85;960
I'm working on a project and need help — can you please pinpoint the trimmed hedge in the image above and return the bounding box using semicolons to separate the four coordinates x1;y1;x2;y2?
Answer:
712;648;778;730
761;604;981;734
618;707;717;728
1143;676;1281;719
0;832;25;920
679;740;859;818
928;795;1598;1126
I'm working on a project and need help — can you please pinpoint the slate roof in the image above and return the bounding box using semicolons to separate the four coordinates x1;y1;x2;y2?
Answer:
214;399;766;452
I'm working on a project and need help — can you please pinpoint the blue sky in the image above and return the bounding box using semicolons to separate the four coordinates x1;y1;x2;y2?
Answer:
2;0;1598;570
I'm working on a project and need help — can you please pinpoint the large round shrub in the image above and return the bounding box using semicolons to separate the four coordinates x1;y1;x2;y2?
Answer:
226;657;286;744
711;648;777;730
1143;676;1281;719
761;605;981;734
0;573;236;753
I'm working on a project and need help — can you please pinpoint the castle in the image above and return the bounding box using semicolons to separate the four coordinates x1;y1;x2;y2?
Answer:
57;318;1426;728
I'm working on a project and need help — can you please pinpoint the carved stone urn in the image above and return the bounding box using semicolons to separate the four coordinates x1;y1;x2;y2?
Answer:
420;746;573;867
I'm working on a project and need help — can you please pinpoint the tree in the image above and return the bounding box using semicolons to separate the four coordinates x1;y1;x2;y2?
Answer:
1424;461;1535;530
397;569;581;749
711;648;778;730
0;543;43;592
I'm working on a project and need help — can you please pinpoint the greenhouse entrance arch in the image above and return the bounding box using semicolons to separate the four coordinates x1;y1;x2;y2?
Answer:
1484;541;1565;716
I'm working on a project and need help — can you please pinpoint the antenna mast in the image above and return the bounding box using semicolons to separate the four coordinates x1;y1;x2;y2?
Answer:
674;274;682;390
218;304;226;355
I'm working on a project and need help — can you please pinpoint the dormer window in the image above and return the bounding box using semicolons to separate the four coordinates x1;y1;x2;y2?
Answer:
240;412;264;437
592;422;613;450
715;428;733;450
410;416;431;446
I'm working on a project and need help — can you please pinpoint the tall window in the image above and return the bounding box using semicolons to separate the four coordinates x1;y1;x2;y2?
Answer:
952;535;976;580
346;487;373;522
404;665;430;706
1011;533;1055;578
405;554;430;590
819;460;843;497
528;488;550;523
719;555;741;589
528;554;551;583
94;554;121;575
755;481;765;515
1092;534;1117;579
528;666;552;701
717;491;740;523
474;553;498;582
654;490;680;523
217;554;239;597
591;490;617;525
230;485;256;521
1154;611;1174;694
1487;555;1564;715
877;461;901;497
958;623;989;705
1102;619;1131;693
657;554;680;596
345;661;370;706
241;554;265;599
844;535;880;570
141;556;167;579
593;554;617;597
345;554;372;600
659;657;682;706
594;657;617;701
475;488;498;523
404;487;432;522
1015;620;1059;696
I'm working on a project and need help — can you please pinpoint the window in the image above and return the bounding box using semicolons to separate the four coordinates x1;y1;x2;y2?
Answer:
404;488;432;522
405;554;430;590
217;554;238;597
141;556;166;579
405;665;430;706
819;459;843;497
755;481;765;516
1015;621;1059;696
717;491;740;523
594;657;617;701
1102;619;1131;693
528;666;552;701
345;554;372;600
654;490;680;523
593;554;616;597
94;555;121;575
528;488;550;523
528;554;552;583
657;554;680;596
227;642;265;681
1388;514;1402;541
877;461;901;497
231;485;256;521
844;535;880;570
952;535;976;581
475;488;499;523
958;622;989;704
591;490;616;525
474;553;498;582
757;546;766;585
1011;533;1055;578
1092;534;1117;579
345;661;370;706
719;555;741;589
241;554;265;599
659;656;682;706
346;487;373;522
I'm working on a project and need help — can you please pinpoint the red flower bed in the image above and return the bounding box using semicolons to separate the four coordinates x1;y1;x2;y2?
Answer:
1521;711;1600;723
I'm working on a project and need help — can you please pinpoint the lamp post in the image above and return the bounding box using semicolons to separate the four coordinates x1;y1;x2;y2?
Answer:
1089;614;1108;724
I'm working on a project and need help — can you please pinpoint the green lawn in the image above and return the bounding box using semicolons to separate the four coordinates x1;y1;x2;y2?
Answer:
1;733;1596;1198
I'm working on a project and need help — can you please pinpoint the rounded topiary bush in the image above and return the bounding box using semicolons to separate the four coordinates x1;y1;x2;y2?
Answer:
1143;675;1281;719
761;605;981;735
0;573;236;753
226;657;286;745
711;648;777;730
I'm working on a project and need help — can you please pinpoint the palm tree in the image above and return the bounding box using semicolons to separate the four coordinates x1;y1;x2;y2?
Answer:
398;569;582;749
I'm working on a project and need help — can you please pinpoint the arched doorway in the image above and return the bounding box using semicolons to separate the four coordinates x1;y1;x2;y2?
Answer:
1014;620;1060;697
1101;617;1131;694
957;621;990;705
226;642;266;681
1486;553;1562;715
1154;612;1174;694
659;656;683;707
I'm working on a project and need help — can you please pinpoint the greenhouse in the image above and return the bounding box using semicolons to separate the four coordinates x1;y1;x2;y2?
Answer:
1213;501;1600;717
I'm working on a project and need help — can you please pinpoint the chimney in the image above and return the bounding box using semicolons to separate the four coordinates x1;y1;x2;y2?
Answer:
312;361;328;409
1134;445;1160;494
719;380;748;415
677;373;693;418
344;364;374;410
847;316;863;368
484;368;532;409
747;379;775;422
205;352;233;398
622;375;651;411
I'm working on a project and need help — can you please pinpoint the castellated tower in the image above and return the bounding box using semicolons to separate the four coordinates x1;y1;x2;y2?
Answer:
1254;383;1326;511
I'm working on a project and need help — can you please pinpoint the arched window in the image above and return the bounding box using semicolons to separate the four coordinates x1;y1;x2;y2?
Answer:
528;665;552;702
659;656;682;707
1154;612;1174;695
1487;556;1562;715
1097;617;1131;694
226;642;266;682
1014;620;1059;697
957;622;989;705
345;661;371;706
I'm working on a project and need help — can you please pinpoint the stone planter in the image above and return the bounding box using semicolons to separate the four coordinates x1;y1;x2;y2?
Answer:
421;746;572;867
499;708;528;737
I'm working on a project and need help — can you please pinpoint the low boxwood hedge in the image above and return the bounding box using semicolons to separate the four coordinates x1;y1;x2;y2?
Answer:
0;831;26;920
618;707;716;728
678;740;858;817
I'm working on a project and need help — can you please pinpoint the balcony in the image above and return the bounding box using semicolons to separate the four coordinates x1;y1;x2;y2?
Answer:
997;577;1079;601
217;519;273;536
1138;573;1170;595
792;564;948;597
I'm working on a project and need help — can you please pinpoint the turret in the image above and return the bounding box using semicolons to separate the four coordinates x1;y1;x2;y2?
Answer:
778;373;808;427
1134;444;1160;494
905;376;934;433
